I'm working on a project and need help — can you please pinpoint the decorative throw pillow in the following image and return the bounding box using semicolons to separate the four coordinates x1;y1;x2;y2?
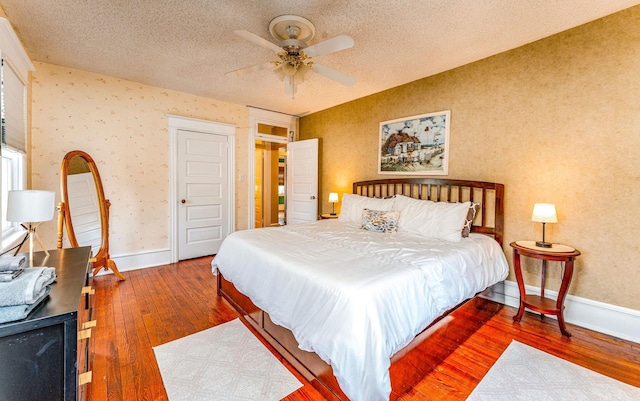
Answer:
338;194;396;224
361;208;400;233
461;202;480;238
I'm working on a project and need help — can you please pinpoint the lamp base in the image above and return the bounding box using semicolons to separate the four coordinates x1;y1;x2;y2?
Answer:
14;224;50;263
535;241;553;248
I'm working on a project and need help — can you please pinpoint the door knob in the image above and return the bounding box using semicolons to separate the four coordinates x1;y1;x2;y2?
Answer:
181;199;186;203
310;196;316;200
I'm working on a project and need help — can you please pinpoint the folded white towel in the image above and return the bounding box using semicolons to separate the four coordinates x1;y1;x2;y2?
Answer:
0;267;56;307
0;269;24;282
0;255;26;272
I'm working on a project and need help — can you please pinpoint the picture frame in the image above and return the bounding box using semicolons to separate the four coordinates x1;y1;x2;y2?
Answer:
378;110;450;175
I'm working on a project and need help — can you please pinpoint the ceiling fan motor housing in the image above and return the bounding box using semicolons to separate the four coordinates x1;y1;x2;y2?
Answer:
269;15;316;44
281;39;307;49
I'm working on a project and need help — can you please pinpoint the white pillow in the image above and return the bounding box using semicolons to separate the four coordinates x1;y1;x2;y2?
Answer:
338;194;395;223
394;195;470;242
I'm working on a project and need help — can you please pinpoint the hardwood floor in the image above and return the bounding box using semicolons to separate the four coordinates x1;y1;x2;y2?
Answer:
87;257;640;400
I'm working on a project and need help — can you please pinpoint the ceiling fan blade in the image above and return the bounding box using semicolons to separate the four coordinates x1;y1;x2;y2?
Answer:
311;63;356;86
233;30;283;53
304;35;354;58
225;61;276;77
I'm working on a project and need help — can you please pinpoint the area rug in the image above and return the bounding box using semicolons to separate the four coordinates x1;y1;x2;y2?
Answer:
467;340;640;400
153;318;302;401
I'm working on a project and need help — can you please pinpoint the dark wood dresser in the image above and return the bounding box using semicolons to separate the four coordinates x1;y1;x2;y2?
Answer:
0;246;94;401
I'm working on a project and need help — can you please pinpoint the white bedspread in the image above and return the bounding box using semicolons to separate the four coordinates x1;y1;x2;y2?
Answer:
212;219;508;401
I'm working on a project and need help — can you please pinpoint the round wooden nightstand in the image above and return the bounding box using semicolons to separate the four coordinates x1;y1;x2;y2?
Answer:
510;241;581;337
319;214;339;219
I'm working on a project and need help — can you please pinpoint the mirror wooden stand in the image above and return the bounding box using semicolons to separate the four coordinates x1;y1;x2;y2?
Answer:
57;150;125;281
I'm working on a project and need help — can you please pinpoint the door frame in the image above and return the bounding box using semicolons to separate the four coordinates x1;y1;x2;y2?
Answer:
255;138;287;228
247;107;297;229
167;114;236;263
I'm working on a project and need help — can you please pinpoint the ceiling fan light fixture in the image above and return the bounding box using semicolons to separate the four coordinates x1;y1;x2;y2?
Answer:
230;14;356;99
297;63;311;80
281;62;297;76
274;66;286;81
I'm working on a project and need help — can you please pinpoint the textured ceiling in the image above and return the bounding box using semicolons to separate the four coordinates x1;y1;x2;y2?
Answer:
1;0;638;116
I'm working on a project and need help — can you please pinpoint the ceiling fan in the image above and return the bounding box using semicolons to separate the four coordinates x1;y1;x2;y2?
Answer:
227;15;356;98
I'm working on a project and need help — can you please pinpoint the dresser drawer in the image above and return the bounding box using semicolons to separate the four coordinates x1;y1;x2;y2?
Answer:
77;282;95;400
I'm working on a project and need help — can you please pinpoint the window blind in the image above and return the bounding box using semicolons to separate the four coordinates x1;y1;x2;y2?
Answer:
1;58;27;152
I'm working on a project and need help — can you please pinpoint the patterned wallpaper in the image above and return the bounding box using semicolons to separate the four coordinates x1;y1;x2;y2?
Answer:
30;62;250;255
300;6;640;310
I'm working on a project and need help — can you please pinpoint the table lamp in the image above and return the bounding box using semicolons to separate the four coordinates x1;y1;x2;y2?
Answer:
6;190;56;262
531;203;557;248
328;192;339;215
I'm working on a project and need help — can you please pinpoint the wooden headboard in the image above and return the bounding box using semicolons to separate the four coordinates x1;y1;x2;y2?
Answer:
353;178;504;246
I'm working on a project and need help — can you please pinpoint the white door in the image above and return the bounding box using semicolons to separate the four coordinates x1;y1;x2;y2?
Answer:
286;138;318;224
177;129;228;259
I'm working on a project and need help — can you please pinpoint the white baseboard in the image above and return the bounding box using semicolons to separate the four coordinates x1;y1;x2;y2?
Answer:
93;248;171;276
485;280;640;343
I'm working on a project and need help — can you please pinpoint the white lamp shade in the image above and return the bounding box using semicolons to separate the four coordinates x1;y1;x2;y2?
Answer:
328;192;339;203
6;190;56;223
531;203;558;223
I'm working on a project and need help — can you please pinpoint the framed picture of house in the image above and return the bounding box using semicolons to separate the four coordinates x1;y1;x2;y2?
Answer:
378;110;451;175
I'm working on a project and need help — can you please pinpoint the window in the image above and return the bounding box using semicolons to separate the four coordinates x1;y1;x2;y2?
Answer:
0;18;34;251
1;58;28;247
1;146;24;237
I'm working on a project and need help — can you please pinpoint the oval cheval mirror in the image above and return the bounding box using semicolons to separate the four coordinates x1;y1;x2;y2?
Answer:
57;150;125;280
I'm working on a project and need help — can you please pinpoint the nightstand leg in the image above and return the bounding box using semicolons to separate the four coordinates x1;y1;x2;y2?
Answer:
558;312;571;337
556;261;575;337
512;250;526;322
540;259;546;318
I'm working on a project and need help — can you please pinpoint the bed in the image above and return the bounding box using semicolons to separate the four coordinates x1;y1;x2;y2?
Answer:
212;178;508;401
